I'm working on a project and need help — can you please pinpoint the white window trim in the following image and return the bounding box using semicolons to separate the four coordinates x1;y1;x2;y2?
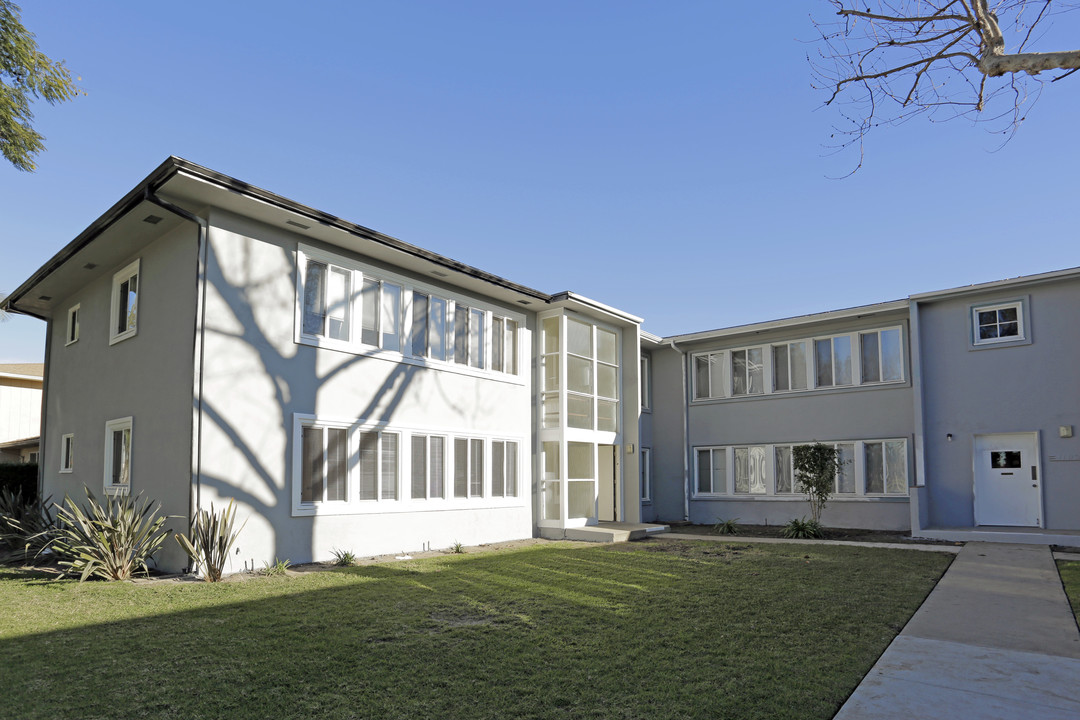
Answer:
66;304;80;346
690;325;906;403
109;259;140;345
691;438;909;499
640;354;652;411
59;433;74;473
291;413;527;517
641;447;652;502
730;346;766;397
103;416;133;495
971;299;1027;347
293;245;526;385
489;438;520;498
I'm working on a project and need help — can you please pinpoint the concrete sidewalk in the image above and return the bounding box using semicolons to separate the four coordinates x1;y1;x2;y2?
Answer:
834;542;1080;719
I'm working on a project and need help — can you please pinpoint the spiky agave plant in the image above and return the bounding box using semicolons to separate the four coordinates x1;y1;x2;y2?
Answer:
53;488;170;582
175;500;246;582
0;487;55;563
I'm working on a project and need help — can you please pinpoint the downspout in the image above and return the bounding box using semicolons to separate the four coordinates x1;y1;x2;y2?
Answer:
668;339;690;522
144;191;208;537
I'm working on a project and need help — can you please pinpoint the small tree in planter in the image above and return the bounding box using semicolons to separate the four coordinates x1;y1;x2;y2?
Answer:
792;443;842;527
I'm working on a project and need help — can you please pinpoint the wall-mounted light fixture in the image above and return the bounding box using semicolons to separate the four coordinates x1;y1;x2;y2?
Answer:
946;433;953;442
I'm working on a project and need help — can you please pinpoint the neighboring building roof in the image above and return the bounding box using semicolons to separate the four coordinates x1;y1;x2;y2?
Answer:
0;363;44;380
0;436;40;451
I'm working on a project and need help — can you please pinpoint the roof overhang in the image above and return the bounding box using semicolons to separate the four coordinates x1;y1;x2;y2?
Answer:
0;436;40;451
548;291;644;328
910;265;1080;303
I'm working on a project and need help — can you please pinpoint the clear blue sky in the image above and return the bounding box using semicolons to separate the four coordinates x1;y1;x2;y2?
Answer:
2;2;1078;362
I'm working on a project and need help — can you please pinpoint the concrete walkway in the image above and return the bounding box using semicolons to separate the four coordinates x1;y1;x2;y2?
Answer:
834;542;1080;719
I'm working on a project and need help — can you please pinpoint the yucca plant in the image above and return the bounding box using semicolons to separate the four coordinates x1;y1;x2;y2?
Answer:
712;517;740;535
782;517;824;539
261;557;291;576
0;487;56;562
330;547;356;566
175;500;246;582
52;488;170;582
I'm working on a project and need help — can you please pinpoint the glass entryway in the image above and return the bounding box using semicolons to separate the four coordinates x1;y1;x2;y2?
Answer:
537;312;621;529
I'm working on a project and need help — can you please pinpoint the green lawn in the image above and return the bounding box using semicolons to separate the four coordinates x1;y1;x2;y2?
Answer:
0;540;951;720
1059;560;1080;628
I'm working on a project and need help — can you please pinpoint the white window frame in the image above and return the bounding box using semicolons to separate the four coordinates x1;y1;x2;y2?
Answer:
60;433;74;473
971;300;1026;347
293;245;525;382
66;305;80;346
109;259;140;345
813;334;853;389
640;447;652;502
103;417;132;495
691;351;725;401
693;446;727;496
298;419;352;505
862;439;910;495
771;341;808;393
452;436;486;499
859;328;905;384
640;355;652;411
490;439;519;498
299;256;354;344
730;346;765;397
358;428;400;502
410;433;448;500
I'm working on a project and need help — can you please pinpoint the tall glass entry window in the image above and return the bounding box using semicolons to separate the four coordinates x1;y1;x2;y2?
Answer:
538;312;622;528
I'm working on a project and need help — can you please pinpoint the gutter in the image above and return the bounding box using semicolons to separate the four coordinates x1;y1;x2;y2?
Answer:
668;339;690;523
144;191;208;541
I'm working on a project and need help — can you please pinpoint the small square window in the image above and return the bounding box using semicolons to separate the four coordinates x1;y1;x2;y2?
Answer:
66;305;80;346
971;301;1025;346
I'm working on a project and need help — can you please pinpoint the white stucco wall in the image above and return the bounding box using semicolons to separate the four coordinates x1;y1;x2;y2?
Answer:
197;210;535;571
0;379;42;444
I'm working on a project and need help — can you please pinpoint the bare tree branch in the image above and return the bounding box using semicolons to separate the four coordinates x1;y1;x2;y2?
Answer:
811;1;1080;171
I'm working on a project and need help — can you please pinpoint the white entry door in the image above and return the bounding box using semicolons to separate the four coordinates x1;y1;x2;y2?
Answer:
973;433;1041;527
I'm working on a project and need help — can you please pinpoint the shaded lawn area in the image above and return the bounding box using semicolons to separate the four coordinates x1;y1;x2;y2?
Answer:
0;540;951;720
1059;560;1080;628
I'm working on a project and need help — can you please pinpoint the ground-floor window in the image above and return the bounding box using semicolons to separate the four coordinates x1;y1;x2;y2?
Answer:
693;438;909;498
292;415;524;515
103;417;133;494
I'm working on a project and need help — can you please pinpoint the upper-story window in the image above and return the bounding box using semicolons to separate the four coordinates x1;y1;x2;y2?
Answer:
693;351;724;400
109;259;139;345
731;347;764;396
66;305;80;346
295;246;522;378
640;354;652;410
772;342;807;392
814;335;852;388
860;329;903;383
972;301;1025;346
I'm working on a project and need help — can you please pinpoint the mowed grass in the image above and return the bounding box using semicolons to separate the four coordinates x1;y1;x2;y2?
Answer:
0;540;951;720
1059;560;1080;628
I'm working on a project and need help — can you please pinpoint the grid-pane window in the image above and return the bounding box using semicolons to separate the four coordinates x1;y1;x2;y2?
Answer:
973;302;1024;345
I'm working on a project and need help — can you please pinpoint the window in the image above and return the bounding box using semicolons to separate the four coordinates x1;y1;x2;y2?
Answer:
775;446;794;493
491;316;519;374
641;447;652;501
972;301;1025;346
453;305;486;369
693;352;724;400
60;434;74;473
695;447;726;495
66;305;80;346
541;317;560;428
860;329;903;383
103;417;132;493
301;425;348;503
411;292;429;357
864;441;908;494
453;438;484;497
814;335;852;388
359;430;399;500
772;342;807;392
411;434;446;499
109;260;139;345
360;278;402;351
640;355;652;410
731;347;764;396
733;446;767;494
302;260;352;341
491;440;518;497
28;452;38;465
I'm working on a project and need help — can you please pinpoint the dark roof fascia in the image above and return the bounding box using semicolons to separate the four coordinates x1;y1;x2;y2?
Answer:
166;158;551;303
2;156;183;320
2;156;552;319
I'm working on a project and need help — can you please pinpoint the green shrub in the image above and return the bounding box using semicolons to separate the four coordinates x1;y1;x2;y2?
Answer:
261;558;291;576
52;489;170;582
0;463;37;502
712;518;740;535
0;487;54;562
174;500;246;582
450;541;465;554
782;517;824;539
793;443;842;523
330;548;356;566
